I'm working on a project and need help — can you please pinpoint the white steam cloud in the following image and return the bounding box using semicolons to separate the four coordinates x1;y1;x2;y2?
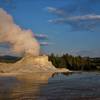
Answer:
0;8;40;56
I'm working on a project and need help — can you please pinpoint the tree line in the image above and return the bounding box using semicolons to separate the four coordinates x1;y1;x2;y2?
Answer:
48;53;100;71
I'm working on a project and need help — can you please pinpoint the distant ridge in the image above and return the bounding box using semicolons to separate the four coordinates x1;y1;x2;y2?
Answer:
0;55;21;63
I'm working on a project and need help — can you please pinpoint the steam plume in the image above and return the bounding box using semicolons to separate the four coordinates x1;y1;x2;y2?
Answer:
0;8;40;56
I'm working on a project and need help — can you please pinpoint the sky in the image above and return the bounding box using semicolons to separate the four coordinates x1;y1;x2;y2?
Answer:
0;0;100;57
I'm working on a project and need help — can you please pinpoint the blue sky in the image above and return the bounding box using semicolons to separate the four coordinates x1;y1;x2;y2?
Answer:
0;0;100;57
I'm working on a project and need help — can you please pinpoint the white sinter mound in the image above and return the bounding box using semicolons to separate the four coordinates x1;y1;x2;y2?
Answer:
0;54;58;74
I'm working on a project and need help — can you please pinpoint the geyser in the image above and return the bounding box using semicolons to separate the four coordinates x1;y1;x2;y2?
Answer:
0;8;69;74
0;8;40;56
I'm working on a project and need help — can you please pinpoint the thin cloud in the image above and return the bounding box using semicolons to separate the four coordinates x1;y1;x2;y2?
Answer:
46;7;66;16
49;16;100;31
49;14;100;23
48;12;100;31
34;34;48;39
40;42;53;46
69;15;100;20
46;0;100;31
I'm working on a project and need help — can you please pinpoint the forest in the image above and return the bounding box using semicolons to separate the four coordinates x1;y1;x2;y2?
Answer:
48;53;100;71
